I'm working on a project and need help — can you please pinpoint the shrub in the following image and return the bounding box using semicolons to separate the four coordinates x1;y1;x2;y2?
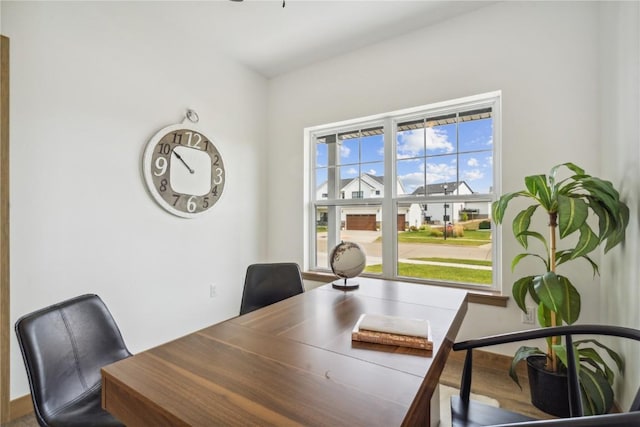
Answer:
478;220;491;229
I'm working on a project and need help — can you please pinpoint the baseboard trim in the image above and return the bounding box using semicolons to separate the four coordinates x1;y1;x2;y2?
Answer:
9;394;33;421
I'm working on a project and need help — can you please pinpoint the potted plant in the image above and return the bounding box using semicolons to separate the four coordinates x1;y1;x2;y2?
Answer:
492;162;629;416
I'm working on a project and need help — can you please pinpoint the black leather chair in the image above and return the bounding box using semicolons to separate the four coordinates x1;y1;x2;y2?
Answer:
239;262;304;315
15;294;131;427
450;325;640;426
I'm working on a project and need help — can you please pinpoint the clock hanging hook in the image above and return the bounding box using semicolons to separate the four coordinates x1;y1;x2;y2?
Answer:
185;109;199;124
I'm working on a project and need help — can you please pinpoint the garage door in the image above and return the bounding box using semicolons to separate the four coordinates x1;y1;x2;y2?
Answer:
346;214;376;231
397;214;406;231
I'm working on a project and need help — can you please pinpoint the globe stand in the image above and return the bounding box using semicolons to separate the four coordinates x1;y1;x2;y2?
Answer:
332;277;360;291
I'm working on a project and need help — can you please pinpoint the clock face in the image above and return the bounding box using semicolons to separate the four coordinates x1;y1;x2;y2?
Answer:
143;124;225;218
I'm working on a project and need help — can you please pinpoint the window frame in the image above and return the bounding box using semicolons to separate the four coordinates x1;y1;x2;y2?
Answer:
305;91;502;292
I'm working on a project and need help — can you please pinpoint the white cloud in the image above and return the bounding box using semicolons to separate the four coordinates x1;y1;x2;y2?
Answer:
340;145;351;158
426;127;454;152
346;167;358;175
467;157;479;167
463;169;484;181
397;128;454;159
367;169;377;175
398;172;423;194
426;162;456;181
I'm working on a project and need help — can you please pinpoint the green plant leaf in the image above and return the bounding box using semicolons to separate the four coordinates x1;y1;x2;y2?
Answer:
512;205;539;248
579;366;614;415
575;339;624;373
557;275;580;324
558;162;586;177
509;346;545;389
512;276;535;312
557;194;588;239
515;231;549;255
604;202;630;253
533;271;563;313
537;302;554;329
588;200;613;243
525;175;552;208
578;348;614;385
492;191;527;224
580;178;620;216
511;252;547;271
570;224;599;260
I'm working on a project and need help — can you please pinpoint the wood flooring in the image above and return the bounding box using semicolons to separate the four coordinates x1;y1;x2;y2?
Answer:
2;349;552;427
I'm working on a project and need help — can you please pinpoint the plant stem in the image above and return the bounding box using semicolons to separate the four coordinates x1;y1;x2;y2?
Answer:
548;211;558;372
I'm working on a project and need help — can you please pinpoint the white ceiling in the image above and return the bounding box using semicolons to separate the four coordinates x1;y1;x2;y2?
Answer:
141;0;494;78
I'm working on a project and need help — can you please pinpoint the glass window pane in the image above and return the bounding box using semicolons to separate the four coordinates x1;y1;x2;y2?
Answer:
459;117;493;153
339;166;359;199
397;158;424;196
396;128;425;159
361;133;384;163
314;206;327;269
316;139;328;168
426;154;457;186
338;206;382;276
338;138;359;165
396;200;492;286
459;152;493;194
315;168;328;199
425;123;456;155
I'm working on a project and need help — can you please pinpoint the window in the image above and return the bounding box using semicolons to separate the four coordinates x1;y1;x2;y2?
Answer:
308;92;500;291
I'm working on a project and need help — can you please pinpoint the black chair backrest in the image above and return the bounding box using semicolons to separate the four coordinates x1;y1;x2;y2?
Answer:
15;294;131;425
240;263;304;315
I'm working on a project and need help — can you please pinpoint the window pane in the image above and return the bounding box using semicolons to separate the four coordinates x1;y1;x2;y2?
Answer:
316;139;328;168
340;206;382;276
315;167;328;199
426;154;457;186
314;205;383;276
361;133;384;163
397;158;424;196
459;117;493;152
396;200;493;286
397;128;425;158
459;152;492;194
425;123;456;155
338;138;359;165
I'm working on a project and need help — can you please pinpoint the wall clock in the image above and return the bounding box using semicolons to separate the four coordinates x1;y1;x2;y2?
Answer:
142;114;225;218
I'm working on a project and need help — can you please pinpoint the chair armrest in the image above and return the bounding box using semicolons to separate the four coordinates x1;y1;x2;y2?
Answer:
491;411;640;427
453;324;640;352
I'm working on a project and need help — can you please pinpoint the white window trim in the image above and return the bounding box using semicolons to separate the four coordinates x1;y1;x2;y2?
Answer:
304;91;502;292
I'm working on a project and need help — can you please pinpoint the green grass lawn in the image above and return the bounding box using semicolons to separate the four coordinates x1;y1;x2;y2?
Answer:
408;257;492;267
364;262;492;285
391;229;491;246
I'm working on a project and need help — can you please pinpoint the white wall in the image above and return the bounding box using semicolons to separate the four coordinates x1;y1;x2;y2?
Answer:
268;1;603;349
598;1;640;411
4;1;268;398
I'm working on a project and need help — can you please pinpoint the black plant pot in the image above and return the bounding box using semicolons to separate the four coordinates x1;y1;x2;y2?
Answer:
526;355;570;417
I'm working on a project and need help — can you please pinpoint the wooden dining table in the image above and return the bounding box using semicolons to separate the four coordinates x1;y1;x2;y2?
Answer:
101;277;468;426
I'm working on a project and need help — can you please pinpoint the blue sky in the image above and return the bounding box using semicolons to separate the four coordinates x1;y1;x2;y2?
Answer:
316;117;493;195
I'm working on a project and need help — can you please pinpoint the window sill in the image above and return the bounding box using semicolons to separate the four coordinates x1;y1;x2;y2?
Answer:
302;271;508;308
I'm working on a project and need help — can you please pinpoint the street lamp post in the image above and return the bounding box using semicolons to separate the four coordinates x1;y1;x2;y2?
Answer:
443;184;449;240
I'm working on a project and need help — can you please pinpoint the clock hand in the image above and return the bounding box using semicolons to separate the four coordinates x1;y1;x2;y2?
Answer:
172;151;195;174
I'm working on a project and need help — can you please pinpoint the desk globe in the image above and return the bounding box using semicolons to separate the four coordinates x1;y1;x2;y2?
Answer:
329;241;366;291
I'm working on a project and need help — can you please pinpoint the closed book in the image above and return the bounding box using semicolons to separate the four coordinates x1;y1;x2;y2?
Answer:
351;313;432;350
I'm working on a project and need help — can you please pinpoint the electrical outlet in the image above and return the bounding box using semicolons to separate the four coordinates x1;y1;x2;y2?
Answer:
209;284;217;298
522;306;535;324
